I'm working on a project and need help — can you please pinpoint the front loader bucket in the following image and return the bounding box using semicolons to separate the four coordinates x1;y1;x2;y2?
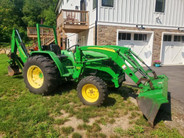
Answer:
137;75;168;126
8;65;21;76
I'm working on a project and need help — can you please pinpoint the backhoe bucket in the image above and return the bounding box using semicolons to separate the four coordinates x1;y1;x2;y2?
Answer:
137;75;168;126
8;65;21;76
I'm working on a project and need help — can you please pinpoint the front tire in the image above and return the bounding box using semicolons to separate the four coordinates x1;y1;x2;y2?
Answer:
23;55;59;95
77;76;108;106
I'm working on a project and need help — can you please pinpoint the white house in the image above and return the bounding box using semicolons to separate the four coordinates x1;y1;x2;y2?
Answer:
55;0;184;66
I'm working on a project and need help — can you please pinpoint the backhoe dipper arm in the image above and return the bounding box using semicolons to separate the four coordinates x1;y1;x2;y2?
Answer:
8;29;29;75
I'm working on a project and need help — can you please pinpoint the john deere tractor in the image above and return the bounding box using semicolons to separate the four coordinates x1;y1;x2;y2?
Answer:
8;24;168;126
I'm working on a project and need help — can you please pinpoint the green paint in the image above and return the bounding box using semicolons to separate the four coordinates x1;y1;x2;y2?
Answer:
39;73;43;79
9;29;28;70
36;24;58;50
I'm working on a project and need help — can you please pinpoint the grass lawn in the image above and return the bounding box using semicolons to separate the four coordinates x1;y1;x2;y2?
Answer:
0;54;183;138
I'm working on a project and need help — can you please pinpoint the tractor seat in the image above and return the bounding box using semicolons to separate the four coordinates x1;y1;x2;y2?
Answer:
49;44;68;60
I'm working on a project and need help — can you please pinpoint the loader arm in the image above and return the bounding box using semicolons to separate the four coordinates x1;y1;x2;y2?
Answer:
74;45;168;126
75;45;154;86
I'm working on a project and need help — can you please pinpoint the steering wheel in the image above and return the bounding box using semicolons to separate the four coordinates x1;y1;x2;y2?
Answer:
67;44;79;52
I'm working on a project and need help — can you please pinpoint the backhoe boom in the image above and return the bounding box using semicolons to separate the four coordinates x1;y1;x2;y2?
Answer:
8;29;29;76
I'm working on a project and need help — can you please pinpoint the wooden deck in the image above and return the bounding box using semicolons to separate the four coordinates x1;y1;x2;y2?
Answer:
26;10;89;48
57;9;89;33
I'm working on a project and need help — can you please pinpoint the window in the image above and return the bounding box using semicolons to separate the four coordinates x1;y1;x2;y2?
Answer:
119;33;131;40
174;36;181;42
134;34;147;41
93;0;97;9
182;36;184;42
155;0;165;12
174;35;184;42
163;35;172;41
102;0;114;7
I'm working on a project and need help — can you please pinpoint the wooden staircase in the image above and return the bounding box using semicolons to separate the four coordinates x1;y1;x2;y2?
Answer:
27;27;55;47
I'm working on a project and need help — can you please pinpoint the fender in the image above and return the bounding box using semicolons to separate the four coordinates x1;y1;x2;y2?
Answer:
30;51;64;76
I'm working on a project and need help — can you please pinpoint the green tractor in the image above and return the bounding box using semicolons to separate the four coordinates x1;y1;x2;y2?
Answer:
8;24;168;126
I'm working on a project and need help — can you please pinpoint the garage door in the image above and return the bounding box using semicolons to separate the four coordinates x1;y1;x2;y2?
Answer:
118;32;153;66
161;34;184;65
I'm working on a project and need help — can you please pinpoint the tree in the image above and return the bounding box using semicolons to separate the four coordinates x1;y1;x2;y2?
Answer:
41;6;56;26
0;0;17;42
0;0;25;42
22;0;57;27
0;0;57;43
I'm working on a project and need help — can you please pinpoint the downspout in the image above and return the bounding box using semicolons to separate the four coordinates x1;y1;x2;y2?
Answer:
95;0;98;45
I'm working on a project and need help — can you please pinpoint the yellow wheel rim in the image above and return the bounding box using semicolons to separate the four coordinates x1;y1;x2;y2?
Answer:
27;65;44;89
82;84;99;103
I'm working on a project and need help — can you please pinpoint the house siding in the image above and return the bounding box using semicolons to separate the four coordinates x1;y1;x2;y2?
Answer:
58;0;80;13
98;0;184;28
56;1;184;65
97;25;182;64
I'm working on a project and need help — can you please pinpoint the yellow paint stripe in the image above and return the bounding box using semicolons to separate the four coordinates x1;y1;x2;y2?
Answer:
19;47;27;58
88;47;115;53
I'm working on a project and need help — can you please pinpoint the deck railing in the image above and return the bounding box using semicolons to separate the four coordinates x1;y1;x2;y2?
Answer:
27;27;54;38
27;27;55;46
57;9;89;29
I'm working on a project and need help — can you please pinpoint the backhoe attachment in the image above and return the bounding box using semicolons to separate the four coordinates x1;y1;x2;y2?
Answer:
8;29;29;76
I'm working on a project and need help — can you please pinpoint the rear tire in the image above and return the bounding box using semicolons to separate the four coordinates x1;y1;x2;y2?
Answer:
77;76;108;106
23;55;59;95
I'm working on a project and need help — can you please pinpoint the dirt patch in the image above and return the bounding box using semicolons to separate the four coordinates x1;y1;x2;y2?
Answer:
100;115;131;135
0;133;5;138
54;114;133;137
52;108;135;137
54;110;92;137
63;116;83;128
88;117;101;125
129;97;138;106
59;110;70;118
